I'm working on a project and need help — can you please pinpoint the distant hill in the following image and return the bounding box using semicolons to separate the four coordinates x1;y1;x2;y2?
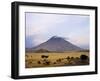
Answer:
33;49;50;53
26;36;83;52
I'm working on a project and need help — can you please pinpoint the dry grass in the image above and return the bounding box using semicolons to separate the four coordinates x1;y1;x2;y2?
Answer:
25;51;89;68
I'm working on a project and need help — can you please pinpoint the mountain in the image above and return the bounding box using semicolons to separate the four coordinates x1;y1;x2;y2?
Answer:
30;36;83;52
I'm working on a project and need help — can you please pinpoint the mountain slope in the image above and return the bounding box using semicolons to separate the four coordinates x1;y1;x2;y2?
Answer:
32;36;82;52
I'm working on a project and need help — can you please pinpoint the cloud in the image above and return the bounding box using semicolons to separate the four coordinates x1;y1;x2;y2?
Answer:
26;13;70;36
69;34;89;49
25;35;35;48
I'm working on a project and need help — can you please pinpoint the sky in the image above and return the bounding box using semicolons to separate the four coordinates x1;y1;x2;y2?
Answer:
25;12;90;49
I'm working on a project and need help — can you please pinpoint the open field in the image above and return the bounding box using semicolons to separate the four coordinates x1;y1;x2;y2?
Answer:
25;51;89;68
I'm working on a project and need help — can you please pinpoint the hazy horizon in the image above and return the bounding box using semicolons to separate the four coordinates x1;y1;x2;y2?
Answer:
25;12;90;49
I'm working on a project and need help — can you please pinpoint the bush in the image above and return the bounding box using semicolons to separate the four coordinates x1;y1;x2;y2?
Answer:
80;55;88;61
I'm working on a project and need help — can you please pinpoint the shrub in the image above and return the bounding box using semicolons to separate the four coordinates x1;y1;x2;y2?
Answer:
66;56;70;60
37;61;41;64
41;55;49;58
80;55;88;61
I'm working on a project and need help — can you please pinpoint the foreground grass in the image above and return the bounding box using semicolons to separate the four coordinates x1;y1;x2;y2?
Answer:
25;51;89;68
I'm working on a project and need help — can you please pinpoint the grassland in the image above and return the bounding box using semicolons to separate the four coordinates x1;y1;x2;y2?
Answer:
25;51;89;68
